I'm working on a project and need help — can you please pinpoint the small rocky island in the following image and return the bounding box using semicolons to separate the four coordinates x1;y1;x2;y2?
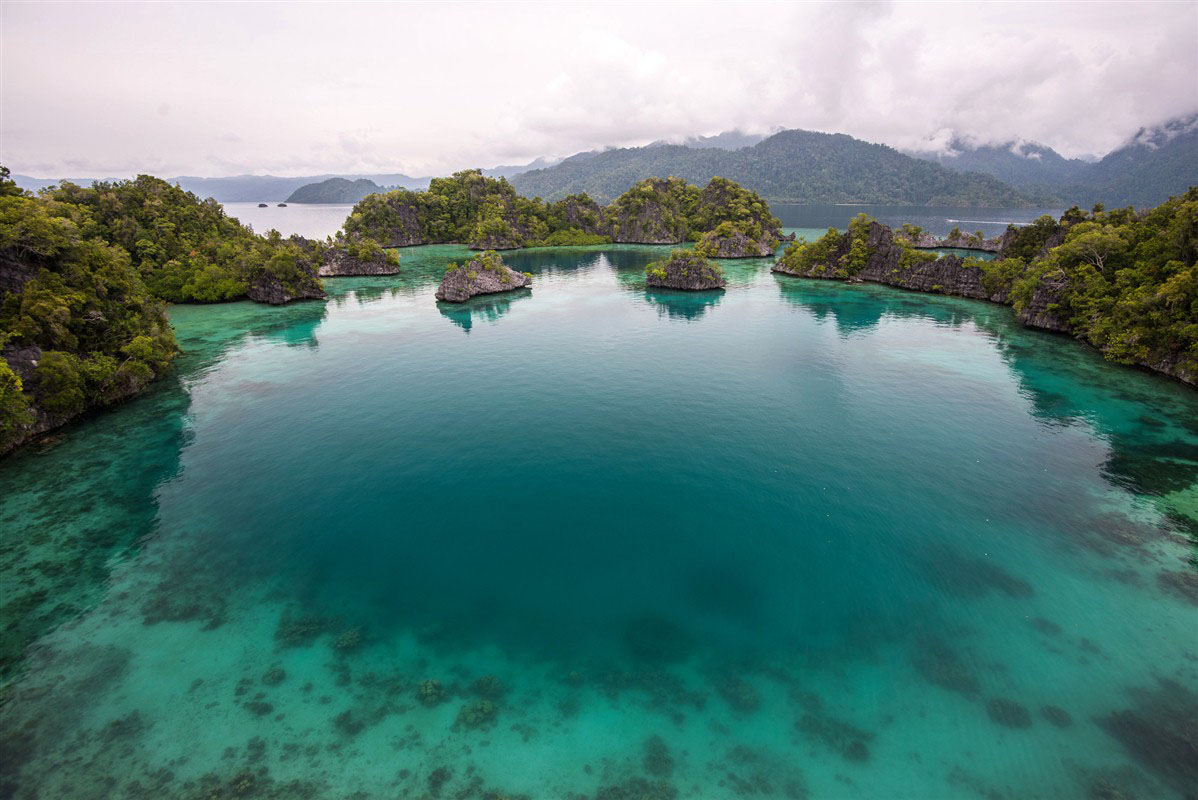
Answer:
645;249;726;290
435;250;532;303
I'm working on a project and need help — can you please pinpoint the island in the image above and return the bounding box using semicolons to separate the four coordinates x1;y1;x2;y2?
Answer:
285;177;385;204
645;249;727;290
435;250;532;303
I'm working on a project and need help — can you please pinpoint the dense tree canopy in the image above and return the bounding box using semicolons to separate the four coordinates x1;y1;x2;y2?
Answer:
45;175;324;303
343;170;782;252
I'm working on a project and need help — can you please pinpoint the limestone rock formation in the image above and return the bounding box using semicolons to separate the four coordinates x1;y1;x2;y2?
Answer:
435;251;531;303
645;249;726;291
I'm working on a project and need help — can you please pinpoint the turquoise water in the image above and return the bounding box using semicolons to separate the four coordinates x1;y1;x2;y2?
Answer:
2;243;1197;800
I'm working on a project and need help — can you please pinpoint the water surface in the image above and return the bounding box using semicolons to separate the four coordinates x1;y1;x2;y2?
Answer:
1;245;1195;800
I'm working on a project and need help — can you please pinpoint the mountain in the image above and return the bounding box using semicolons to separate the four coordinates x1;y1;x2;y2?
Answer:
510;129;1033;206
908;113;1198;208
285;177;385;204
9;172;430;203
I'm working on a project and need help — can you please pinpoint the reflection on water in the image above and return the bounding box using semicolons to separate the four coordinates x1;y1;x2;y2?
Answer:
644;288;723;321
437;288;532;332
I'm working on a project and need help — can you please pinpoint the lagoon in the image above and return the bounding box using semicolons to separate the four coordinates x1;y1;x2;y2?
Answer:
1;244;1195;799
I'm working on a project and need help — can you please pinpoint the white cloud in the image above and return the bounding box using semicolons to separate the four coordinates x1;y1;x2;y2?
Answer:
1;0;1195;178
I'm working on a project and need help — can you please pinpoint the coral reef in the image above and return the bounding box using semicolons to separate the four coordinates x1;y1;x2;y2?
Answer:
717;676;761;714
455;700;497;730
1041;705;1073;728
418;679;446;707
1099;678;1198;795
643;734;674;777
912;637;981;699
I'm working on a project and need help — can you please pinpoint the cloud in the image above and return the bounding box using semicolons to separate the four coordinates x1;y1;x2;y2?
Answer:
1;1;1194;178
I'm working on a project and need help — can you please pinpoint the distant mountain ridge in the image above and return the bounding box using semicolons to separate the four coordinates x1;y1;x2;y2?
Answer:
907;113;1198;207
10;172;430;203
511;129;1033;206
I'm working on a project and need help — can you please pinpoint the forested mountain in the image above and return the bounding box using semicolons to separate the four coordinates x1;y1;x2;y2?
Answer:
285;177;386;204
909;114;1198;208
511;129;1032;206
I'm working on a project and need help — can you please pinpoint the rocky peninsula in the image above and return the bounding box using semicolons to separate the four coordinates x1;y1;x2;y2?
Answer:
435;251;532;303
645;250;727;291
773;200;1197;387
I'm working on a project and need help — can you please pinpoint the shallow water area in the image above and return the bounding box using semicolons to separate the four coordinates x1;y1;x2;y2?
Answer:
1;244;1197;800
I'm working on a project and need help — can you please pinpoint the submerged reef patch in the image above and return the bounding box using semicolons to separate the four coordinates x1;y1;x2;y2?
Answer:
1098;678;1198;795
985;697;1033;729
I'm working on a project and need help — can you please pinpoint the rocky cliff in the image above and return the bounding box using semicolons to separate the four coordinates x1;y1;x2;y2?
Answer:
435;251;532;303
645;250;726;290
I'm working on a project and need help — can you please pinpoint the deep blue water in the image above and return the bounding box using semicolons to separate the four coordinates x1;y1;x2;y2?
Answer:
1;244;1195;800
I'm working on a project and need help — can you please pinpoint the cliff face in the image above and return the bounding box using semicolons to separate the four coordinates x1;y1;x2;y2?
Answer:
645;250;726;290
435;252;532;303
1016;273;1071;332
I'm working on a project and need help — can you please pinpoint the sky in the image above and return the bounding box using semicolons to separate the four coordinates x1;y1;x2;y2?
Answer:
2;0;1196;178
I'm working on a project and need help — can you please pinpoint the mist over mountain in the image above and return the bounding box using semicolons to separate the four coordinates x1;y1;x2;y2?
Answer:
908;113;1198;207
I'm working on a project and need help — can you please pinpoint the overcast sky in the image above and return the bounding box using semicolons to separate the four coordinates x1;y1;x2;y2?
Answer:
3;1;1196;178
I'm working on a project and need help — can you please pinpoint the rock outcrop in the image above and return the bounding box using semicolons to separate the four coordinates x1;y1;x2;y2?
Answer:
609;178;689;244
435;251;531;303
319;245;400;277
645;250;726;291
698;228;778;258
553;194;608;236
